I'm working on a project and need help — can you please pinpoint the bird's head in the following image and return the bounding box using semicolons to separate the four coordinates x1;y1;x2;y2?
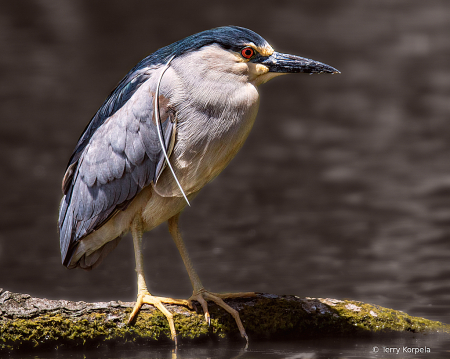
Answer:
153;26;339;87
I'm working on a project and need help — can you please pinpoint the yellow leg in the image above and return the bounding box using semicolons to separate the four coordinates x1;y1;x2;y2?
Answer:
128;216;190;344
168;214;256;343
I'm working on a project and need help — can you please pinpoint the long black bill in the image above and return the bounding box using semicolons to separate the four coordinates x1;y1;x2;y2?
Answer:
261;51;340;74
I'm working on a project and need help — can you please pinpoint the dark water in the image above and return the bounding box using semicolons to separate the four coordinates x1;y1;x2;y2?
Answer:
1;0;450;357
8;335;450;359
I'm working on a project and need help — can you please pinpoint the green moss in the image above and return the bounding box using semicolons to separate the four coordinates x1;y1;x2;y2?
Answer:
0;306;225;351
240;297;307;336
330;300;450;334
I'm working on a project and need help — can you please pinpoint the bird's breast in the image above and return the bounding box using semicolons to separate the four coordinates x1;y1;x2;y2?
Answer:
153;80;260;197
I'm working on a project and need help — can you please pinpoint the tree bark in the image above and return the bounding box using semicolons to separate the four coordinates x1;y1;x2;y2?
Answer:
1;288;448;351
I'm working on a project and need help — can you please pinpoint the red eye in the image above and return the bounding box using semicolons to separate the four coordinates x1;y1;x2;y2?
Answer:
241;47;254;59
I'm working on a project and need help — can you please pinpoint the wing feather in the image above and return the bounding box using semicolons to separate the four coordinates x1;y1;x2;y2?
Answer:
59;74;175;267
125;128;146;166
110;122;126;153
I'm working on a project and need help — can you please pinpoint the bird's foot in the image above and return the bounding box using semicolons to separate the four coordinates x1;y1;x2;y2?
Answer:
188;289;256;344
128;291;190;344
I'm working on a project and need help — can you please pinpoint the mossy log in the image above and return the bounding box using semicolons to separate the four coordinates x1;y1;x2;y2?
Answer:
1;288;448;351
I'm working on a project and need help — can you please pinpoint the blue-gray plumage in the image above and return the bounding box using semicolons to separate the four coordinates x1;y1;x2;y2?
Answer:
58;26;339;344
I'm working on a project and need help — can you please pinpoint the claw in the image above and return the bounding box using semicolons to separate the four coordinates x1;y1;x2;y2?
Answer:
187;300;195;310
205;312;211;326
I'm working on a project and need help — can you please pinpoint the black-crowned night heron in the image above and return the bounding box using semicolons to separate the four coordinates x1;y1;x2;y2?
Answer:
59;26;339;343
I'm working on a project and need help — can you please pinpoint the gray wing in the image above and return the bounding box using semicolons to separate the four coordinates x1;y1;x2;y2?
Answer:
58;79;175;267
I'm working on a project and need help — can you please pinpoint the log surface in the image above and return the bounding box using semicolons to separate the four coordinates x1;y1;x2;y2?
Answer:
1;288;448;351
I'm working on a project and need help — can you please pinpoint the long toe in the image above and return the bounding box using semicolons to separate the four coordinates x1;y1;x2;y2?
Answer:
189;290;256;343
128;291;191;343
